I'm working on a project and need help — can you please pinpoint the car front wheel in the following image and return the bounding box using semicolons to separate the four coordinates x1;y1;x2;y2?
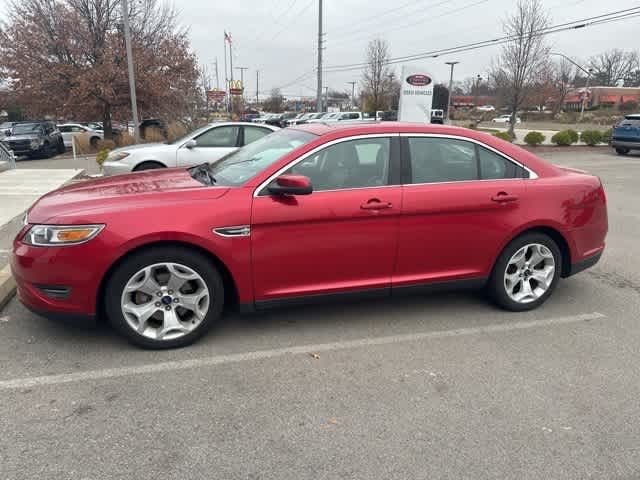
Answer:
488;233;561;311
615;147;630;155
105;246;224;349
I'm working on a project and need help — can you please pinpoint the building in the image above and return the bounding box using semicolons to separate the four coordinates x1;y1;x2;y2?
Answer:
451;95;495;109
564;86;640;111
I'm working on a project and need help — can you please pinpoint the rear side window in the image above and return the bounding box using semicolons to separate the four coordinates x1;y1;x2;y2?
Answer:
408;137;477;183
407;137;527;183
196;125;239;147
478;146;527;179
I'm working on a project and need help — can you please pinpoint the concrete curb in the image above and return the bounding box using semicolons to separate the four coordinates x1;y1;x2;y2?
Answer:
0;265;16;311
0;161;9;173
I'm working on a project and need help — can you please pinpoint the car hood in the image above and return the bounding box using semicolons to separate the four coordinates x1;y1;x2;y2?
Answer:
27;168;229;223
109;142;176;156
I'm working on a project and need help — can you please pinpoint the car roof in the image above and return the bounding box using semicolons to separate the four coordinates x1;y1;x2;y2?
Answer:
291;121;478;136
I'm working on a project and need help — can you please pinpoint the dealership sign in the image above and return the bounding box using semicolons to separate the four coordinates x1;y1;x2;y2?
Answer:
398;66;434;123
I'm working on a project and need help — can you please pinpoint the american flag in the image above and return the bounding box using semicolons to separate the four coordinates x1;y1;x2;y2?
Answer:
224;31;232;44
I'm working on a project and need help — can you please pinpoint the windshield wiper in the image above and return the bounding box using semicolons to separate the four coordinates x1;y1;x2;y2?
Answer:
189;163;217;185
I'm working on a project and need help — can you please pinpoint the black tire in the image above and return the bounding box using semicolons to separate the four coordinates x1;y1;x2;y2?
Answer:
90;136;100;149
105;246;225;349
41;142;54;158
57;138;66;154
615;147;630;155
487;232;562;312
133;161;166;172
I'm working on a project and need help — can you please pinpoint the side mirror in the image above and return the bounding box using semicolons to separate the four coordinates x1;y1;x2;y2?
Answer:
268;174;312;196
185;139;197;149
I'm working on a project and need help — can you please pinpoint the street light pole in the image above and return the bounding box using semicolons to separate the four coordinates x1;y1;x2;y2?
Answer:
445;61;459;124
347;81;356;108
550;53;593;121
316;0;324;113
121;0;140;143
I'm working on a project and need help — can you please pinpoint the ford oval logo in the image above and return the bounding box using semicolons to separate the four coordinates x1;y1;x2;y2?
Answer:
406;74;432;87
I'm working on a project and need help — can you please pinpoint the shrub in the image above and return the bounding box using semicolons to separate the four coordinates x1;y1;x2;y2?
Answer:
143;127;165;143
96;148;110;168
620;100;638;112
167;122;187;142
580;130;603;146
493;131;512;142
566;129;579;144
116;131;135;147
96;139;116;151
524;131;545;146
551;131;573;146
602;128;613;144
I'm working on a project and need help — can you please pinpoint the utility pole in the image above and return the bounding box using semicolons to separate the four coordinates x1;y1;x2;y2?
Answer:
214;57;219;90
121;0;140;142
235;67;248;103
223;37;229;112
582;68;594;121
316;0;323;113
256;70;260;105
445;61;459;124
347;81;356;108
324;86;329;111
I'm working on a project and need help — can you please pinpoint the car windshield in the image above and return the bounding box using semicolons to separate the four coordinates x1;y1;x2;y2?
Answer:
12;123;41;135
206;129;316;186
166;124;212;145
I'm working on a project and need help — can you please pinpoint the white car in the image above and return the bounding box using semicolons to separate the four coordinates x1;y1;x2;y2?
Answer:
57;123;104;149
476;105;496;112
308;112;341;123
491;114;521;124
102;122;278;176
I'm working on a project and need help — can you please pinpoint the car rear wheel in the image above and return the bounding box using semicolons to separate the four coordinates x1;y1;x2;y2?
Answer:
615;147;630;155
488;233;561;312
133;161;165;172
105;246;224;349
57;138;65;154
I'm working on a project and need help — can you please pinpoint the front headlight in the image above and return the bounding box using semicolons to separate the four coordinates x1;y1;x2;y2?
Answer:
107;151;130;162
23;224;105;246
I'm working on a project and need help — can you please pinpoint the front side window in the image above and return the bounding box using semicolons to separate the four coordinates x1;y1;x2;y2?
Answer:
285;137;390;191
195;125;239;148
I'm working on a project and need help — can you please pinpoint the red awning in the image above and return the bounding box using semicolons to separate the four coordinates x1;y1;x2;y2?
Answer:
564;94;582;103
622;95;638;103
599;95;619;103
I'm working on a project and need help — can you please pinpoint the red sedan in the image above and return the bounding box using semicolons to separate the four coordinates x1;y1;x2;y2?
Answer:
11;123;608;348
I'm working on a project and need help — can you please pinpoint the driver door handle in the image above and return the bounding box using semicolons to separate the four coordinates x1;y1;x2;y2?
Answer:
361;199;392;210
491;192;519;203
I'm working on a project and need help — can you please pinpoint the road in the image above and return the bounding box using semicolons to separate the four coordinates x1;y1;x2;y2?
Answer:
1;149;640;479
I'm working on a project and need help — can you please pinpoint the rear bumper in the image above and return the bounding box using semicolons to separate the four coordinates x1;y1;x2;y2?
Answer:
611;139;640;149
566;250;603;277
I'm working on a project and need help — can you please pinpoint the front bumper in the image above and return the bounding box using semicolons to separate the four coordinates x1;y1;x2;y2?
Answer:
611;139;640;149
10;238;102;320
102;160;134;176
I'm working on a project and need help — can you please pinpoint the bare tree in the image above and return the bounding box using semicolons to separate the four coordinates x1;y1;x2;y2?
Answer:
263;88;284;113
361;38;393;112
588;49;640;87
491;0;550;137
550;58;576;115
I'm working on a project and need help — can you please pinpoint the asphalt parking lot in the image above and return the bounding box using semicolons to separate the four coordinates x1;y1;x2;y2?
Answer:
1;148;640;479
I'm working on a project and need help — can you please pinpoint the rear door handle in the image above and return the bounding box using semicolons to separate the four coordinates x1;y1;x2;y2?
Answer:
361;200;392;210
491;193;519;203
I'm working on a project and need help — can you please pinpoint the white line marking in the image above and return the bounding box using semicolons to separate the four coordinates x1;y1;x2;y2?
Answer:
0;312;605;390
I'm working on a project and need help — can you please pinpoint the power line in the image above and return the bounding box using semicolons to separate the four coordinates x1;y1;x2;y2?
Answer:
323;7;640;73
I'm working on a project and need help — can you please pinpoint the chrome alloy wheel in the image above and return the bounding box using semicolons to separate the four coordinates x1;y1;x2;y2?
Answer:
504;243;555;304
120;263;210;341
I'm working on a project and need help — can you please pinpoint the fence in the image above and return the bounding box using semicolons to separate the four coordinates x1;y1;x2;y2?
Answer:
0;141;16;169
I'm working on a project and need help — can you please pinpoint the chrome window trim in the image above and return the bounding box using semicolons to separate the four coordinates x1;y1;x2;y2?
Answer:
253;133;399;197
400;133;539;180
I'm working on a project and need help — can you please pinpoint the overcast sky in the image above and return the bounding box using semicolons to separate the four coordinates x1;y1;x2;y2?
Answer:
1;0;638;98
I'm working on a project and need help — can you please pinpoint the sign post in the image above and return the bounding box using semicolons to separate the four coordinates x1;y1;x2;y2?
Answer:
398;66;434;123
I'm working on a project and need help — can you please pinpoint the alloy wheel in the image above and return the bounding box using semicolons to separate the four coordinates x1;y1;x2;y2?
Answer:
503;243;555;304
120;262;210;341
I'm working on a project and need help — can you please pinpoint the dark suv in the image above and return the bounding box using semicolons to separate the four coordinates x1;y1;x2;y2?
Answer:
612;114;640;155
2;121;65;158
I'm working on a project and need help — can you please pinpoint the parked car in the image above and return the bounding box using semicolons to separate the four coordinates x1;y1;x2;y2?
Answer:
13;122;608;349
102;122;278;176
57;123;104;149
492;114;521;124
1;121;64;158
0;121;18;140
286;113;312;126
308;112;341;123
376;111;398;121
611;114;640;155
477;105;496;112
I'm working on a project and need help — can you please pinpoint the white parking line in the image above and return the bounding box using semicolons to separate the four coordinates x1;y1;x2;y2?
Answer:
0;311;605;390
